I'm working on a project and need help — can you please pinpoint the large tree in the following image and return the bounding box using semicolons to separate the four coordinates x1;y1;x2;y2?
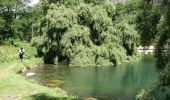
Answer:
136;0;170;100
33;0;139;66
136;0;160;46
0;0;42;42
0;0;24;39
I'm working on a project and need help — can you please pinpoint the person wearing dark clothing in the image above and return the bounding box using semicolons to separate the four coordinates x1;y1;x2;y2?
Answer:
19;47;24;62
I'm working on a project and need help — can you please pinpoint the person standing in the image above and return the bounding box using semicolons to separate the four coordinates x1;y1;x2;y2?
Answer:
19;47;24;62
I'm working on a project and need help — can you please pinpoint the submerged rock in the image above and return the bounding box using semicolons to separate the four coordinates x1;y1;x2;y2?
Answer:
22;67;28;73
26;72;35;76
45;80;64;87
85;97;97;100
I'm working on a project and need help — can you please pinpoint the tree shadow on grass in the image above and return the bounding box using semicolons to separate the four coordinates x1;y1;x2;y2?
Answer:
31;93;78;100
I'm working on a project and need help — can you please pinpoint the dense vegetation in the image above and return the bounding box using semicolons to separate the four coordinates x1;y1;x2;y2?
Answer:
1;0;170;99
0;0;141;66
0;0;42;43
136;0;170;100
31;0;140;66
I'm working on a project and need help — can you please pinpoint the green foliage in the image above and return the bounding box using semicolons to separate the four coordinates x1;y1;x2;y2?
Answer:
115;22;139;55
0;0;139;67
46;0;83;6
0;53;8;63
115;0;142;27
77;3;93;26
34;0;140;66
31;35;48;57
136;89;155;100
84;0;107;5
155;3;170;70
135;0;170;99
0;0;24;39
103;3;116;20
91;6;113;33
124;0;142;14
0;16;5;40
160;64;170;86
115;0;141;16
60;25;91;57
155;30;170;89
46;4;77;29
69;47;96;66
60;25;95;66
136;1;161;46
0;0;140;66
77;4;114;45
0;42;37;63
0;0;43;42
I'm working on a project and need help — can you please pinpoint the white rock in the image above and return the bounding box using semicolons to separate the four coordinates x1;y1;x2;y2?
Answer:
26;72;35;76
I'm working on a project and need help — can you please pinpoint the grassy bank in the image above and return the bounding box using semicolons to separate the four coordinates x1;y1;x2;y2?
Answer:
0;42;76;100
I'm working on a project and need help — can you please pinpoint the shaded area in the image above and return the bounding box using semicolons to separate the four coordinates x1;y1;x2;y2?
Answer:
30;93;77;100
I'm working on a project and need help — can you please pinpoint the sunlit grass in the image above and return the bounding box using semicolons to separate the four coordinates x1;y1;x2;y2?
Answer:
0;42;76;100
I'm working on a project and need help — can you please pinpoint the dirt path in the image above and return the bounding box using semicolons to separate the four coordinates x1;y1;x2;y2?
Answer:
4;95;20;100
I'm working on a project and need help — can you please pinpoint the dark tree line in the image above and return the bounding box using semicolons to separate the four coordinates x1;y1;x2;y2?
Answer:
136;0;170;99
0;0;43;43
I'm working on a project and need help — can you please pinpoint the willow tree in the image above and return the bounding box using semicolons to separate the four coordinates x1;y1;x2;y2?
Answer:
60;25;96;66
40;4;77;64
36;0;139;66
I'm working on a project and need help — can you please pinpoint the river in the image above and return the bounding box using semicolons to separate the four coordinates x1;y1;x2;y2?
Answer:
29;55;158;100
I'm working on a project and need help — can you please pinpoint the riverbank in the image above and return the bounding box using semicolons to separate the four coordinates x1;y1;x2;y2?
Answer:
0;42;147;100
0;42;76;100
29;55;158;100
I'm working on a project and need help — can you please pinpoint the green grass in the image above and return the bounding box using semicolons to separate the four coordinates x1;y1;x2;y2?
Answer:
0;42;76;100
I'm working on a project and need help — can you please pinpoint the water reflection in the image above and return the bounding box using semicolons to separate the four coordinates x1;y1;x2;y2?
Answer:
30;56;158;100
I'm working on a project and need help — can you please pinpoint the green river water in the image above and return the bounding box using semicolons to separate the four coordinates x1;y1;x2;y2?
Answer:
30;55;158;100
